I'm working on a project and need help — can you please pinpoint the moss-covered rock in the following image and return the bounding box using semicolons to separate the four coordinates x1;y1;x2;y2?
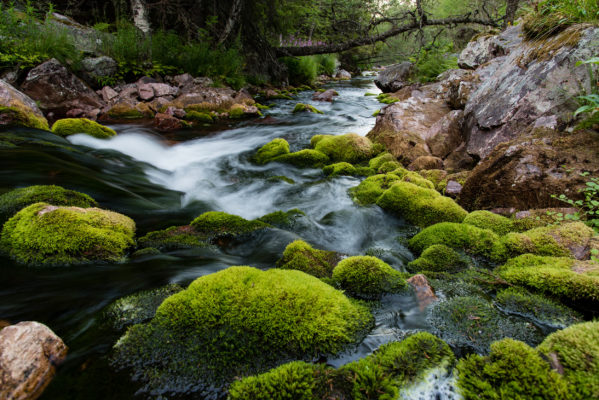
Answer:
537;321;599;399
112;267;373;390
252;138;290;165
184;111;213;123
273;149;329;168
0;103;49;130
137;225;211;251
0;202;135;266
495;254;599;303
495;287;581;329
332;256;406;300
349;173;401;205
106;103;146;119
428;296;541;354
105;284;183;331
390;168;436;189
0;185;97;225
368;152;396;171
407;244;470;273
322;162;357;177
276;240;339;278
463;210;515;236
311;133;376;164
376;182;468;228
190;211;270;239
456;338;570;400
257;209;305;229
51;118;116;139
293;103;323;114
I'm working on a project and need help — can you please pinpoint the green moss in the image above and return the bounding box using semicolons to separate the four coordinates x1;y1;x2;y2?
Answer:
354;166;376;176
537;321;599;399
464;210;515;236
365;92;378;96
349;173;401;205
311;133;376;164
0;104;49;130
51;118;116;139
377;161;402;174
252;138;290;165
184;111;213;123
257;209;305;229
113;267;374;386
137;225;211;251
277;240;339;278
372;109;381;117
495;287;581;329
332;255;406;300
376;93;399;104
495;254;599;303
267;175;295;184
457;338;571;400
0;185;97;225
273;149;329;168
391;168;436;189
190;211;270;239
376;182;468;228
0;202;135;266
428;296;541;354
255;103;270;110
107;104;145;119
369;153;396;171
228;104;246;119
418;169;447;189
322;162;357;177
293;103;323;114
130;247;161;257
408;244;470;273
104;284;183;331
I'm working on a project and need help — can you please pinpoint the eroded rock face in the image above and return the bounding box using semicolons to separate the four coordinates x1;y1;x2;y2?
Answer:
463;25;599;160
459;131;599;211
0;321;68;400
426;110;465;159
0;80;49;130
374;62;414;93
457;30;520;70
21;59;104;118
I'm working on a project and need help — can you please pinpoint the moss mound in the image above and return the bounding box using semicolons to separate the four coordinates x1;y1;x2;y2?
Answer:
323;162;357;177
274;149;329;168
369;152;396;171
277;240;339;278
107;103;146;119
137;225;211;251
495;287;581;329
0;185;97;225
311;133;376;164
391;168;436;189
293;103;323;114
428;296;541;354
349;173;401;205
0;103;49;130
407;244;470;273
252;138;290;165
51;118;116;139
112;267;373;389
0;202;135;266
190;211;270;239
257;209;305;229
184;111;213;123
332;256;406;299
495;254;599;303
463;210;515;236
537;321;599;399
457;338;570;399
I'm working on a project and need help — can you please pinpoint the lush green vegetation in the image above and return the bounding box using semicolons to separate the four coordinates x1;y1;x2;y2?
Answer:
523;0;599;40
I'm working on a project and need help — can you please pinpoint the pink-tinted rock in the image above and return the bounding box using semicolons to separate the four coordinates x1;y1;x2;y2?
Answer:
165;106;186;118
426;110;465;159
0;321;68;400
153;113;183;132
312;89;339;102
137;83;155;101
100;86;119;103
150;83;178;98
407;274;437;310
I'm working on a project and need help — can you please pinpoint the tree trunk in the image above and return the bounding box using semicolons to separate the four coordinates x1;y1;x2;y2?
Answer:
504;0;520;28
131;0;151;34
217;0;244;45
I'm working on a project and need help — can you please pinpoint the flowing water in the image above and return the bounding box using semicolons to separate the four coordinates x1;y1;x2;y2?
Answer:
0;76;457;399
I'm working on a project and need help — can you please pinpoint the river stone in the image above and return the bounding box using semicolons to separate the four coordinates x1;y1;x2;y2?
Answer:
153;113;183;132
335;69;351;80
0;79;49;130
464;24;599;160
0;321;68;400
374;62;414;93
21;59;104;118
312;89;338;102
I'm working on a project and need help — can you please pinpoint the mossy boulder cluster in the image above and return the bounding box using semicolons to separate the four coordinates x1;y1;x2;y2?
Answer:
112;266;373;391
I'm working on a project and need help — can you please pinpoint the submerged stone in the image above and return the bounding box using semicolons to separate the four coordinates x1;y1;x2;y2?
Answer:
0;202;135;266
292;103;323;114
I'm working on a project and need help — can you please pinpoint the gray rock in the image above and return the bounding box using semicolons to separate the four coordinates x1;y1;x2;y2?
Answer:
150;83;179;97
138;83;155;101
81;56;118;78
374;62;414;93
335;69;351;80
445;180;463;198
426;110;465;158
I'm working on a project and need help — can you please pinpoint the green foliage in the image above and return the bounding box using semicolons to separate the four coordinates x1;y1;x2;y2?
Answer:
113;267;373;384
572;57;599;129
407;244;470;273
537;321;599;399
523;0;599;40
0;202;135;266
311;134;376;164
292;103;323;114
332;256;406;299
190;211;270;238
51;118;116;139
0;185;97;225
277;240;339;278
457;338;571;399
553;175;599;232
409;42;458;83
281;55;337;85
463;210;515;236
376;182;468;228
495;287;581;328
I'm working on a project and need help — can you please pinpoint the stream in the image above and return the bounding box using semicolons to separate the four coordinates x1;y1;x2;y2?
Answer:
1;76;463;399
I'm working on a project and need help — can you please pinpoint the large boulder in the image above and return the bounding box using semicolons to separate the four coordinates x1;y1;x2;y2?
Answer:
457;28;521;70
21;59;104;118
0;80;49;130
426;110;465;159
464;25;599;159
0;321;68;400
80;56;118;86
374;62;414;93
459;131;599;211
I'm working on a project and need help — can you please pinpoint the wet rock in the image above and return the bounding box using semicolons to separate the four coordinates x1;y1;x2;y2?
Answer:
312;89;338;102
426;110;465;158
445;181;463;198
0;321;68;400
21;59;104;118
374;62;414;93
407;274;437;310
153;113;183;132
0;79;49;130
459;131;599;211
335;69;351;80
